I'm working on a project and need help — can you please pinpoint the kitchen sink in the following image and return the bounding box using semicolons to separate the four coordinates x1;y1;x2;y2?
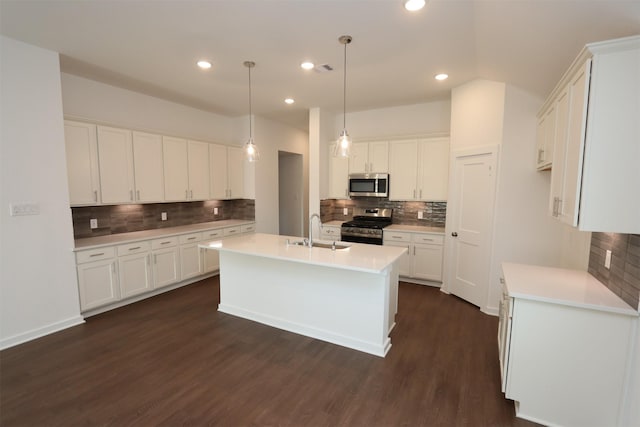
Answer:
286;239;350;250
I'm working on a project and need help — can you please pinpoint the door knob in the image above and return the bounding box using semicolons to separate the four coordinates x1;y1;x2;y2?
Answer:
451;232;458;237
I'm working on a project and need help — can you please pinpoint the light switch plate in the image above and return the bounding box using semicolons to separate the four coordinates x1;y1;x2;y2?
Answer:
605;250;612;269
214;207;219;215
161;212;167;221
90;218;98;229
418;211;424;219
343;208;348;215
9;203;40;216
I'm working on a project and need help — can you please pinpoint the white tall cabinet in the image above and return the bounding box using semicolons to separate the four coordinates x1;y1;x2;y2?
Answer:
97;126;136;204
64;120;101;205
543;35;640;233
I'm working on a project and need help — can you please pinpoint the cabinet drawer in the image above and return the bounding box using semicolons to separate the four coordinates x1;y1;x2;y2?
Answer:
76;246;116;264
201;229;224;240
179;232;202;245
151;236;179;250
117;241;151;256
413;234;444;245
241;223;256;233
224;226;241;237
383;231;411;243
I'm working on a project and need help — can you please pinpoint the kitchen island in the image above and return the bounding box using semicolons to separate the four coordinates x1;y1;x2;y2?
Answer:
200;233;407;357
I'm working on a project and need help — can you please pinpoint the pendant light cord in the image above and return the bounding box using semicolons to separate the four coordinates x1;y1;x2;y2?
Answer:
248;65;253;139
343;41;347;130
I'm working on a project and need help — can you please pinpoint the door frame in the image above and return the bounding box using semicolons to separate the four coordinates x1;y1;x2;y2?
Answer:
441;144;500;314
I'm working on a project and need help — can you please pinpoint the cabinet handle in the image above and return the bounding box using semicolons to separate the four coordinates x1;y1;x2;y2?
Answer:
185;190;189;199
129;190;133;201
137;190;140;200
147;255;150;266
557;198;562;217
187;237;197;240
538;148;544;163
111;263;116;274
345;189;348;197
89;252;105;257
413;189;416;199
160;241;171;245
413;246;416;256
128;246;141;251
499;277;505;284
422;238;434;242
553;197;557;216
154;254;157;264
451;232;458;237
190;190;193;199
93;190;98;202
419;189;422;199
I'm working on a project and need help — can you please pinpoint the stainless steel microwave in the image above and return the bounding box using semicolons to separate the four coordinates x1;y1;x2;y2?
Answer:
349;173;389;197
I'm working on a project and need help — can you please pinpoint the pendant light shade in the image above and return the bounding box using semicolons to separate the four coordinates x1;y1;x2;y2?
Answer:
243;61;259;162
333;35;352;158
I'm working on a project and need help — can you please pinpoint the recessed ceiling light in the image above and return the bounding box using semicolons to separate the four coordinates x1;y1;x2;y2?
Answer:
284;98;295;105
404;0;426;12
435;73;448;81
197;60;212;69
300;61;315;70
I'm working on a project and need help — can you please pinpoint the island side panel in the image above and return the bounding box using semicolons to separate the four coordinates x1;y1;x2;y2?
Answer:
218;251;394;357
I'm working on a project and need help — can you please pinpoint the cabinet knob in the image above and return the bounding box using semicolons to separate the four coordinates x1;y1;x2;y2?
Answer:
451;232;458;237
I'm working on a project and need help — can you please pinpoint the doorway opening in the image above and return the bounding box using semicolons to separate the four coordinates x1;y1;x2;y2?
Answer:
278;151;304;237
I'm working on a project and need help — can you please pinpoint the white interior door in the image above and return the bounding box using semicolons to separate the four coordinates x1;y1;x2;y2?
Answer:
447;147;498;308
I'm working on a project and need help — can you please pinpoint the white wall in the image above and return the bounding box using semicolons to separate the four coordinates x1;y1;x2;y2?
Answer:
251;116;309;235
0;37;84;349
62;73;234;143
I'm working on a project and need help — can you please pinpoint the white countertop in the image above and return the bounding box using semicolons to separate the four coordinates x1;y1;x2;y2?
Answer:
201;233;407;274
385;224;445;234
75;220;254;250
322;220;344;227
502;262;638;316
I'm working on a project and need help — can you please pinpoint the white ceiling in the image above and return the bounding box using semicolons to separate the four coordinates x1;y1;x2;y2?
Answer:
1;0;639;131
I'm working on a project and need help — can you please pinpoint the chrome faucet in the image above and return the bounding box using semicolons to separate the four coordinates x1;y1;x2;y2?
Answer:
308;213;322;247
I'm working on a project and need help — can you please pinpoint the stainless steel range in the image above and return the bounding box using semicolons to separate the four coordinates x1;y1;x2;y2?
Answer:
341;207;392;245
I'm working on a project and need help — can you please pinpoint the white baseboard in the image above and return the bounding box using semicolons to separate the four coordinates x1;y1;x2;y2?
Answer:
0;315;85;350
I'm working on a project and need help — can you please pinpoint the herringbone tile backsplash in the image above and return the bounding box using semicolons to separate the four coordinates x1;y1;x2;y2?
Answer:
589;233;640;310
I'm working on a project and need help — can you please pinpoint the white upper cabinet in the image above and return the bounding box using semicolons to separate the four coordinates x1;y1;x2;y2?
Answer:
210;144;244;199
64;120;101;205
187;140;211;200
349;141;389;173
97;126;135;204
163;137;210;201
328;143;350;199
535;103;556;170
546;35;639;233
132;131;164;203
388;137;449;201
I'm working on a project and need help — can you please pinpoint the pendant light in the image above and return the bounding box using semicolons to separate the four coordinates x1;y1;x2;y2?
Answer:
334;35;353;158
244;60;259;162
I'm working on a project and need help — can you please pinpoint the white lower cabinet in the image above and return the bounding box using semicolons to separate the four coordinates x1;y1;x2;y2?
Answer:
75;222;255;314
383;230;444;283
76;247;119;311
151;237;180;289
179;232;203;280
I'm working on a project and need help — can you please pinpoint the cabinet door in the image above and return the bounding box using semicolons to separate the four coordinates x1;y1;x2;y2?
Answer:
188;140;210;200
118;252;153;299
202;247;220;274
384;241;411;277
369;141;389;173
412;243;443;282
180;244;202;280
132;132;164;202
536;106;556;170
162;136;189;201
348;142;369;173
209;144;228;199
328;144;350;199
388;140;418;201
560;59;591;226
549;88;570;217
418;138;449;201
97;126;135;204
77;259;120;311
227;146;245;199
64;121;100;205
153;247;180;288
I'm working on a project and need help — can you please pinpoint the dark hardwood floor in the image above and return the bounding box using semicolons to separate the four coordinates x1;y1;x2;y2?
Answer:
1;277;538;426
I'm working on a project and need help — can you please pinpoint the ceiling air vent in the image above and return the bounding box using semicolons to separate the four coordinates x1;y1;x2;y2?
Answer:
315;64;333;73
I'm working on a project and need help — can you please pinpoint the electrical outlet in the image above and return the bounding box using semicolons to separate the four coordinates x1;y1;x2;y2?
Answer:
90;218;98;229
343;208;348;216
605;249;612;269
161;212;167;221
9;202;40;216
214;207;219;215
417;211;424;219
